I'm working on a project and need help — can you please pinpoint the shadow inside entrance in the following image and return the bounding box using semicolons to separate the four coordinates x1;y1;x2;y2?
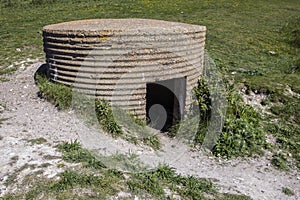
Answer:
146;77;186;132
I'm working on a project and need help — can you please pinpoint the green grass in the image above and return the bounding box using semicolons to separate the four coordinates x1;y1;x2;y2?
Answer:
1;0;298;98
3;140;252;199
0;66;18;81
266;122;300;170
4;164;36;187
212;83;266;158
94;99;123;137
0;117;9;127
170;77;266;158
57;139;106;169
1;0;299;90
282;187;295;196
31;0;300;166
0;66;18;76
27;137;47;145
127;165;217;199
36;76;73;110
0;102;6;112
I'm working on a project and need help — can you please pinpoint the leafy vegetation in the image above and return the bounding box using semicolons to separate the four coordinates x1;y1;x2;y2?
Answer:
0;117;9;128
127;165;217;199
192;78;212;144
3;140;252;199
36;76;73;110
190;75;299;169
282;187;295;196
213;84;266;158
0;66;17;76
271;152;289;171
266;122;300;170
0;66;18;82
170;76;266;158
57;140;106;169
27;137;47;145
94;99;123;137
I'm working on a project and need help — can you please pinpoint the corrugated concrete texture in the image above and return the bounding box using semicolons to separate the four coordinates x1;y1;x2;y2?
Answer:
43;18;206;118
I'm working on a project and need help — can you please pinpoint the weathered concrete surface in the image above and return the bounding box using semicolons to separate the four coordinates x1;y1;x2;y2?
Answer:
43;18;206;117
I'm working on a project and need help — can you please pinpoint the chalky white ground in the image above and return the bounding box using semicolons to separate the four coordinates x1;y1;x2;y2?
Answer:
0;62;299;199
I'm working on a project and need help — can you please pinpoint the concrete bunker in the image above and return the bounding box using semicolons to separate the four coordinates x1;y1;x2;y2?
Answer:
42;19;206;131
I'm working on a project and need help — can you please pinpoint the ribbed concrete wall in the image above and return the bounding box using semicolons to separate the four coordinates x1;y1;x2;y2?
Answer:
43;19;206;118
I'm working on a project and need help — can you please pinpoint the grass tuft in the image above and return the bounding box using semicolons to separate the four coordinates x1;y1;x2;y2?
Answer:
28;137;47;145
57;140;106;169
94;99;123;137
282;187;295;196
3;140;252;199
36;76;73;110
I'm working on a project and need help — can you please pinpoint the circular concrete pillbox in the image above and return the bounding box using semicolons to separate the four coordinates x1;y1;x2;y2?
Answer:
43;18;206;122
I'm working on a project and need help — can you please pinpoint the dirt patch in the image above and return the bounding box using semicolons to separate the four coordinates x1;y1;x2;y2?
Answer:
0;62;299;199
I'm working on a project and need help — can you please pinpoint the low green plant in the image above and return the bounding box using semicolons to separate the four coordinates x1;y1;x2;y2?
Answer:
193;77;212;145
213;83;266;158
0;117;9;127
49;170;120;194
214;116;265;158
282;16;300;48
168;76;212;142
128;164;250;199
4;164;36;187
127;164;216;199
193;78;212;122
142;135;161;150
217;193;252;200
11;169;123;199
269;97;300;125
57;140;106;169
3;141;252;199
0;103;6;113
0;66;17;76
0;77;9;82
282;187;294;196
98;153;147;172
36;76;73;110
57;141;251;199
4;172;18;187
266;122;300;170
94;99;123;137
10;156;19;162
28;137;47;145
130;112;147;127
169;76;266;158
271;152;289;171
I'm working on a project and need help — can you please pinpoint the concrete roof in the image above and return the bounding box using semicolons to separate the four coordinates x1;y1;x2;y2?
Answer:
43;18;206;34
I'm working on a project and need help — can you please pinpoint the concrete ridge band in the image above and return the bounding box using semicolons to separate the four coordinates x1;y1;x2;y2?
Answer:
43;19;206;120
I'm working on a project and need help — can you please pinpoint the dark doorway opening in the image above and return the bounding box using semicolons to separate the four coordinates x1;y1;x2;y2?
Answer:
146;77;186;132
